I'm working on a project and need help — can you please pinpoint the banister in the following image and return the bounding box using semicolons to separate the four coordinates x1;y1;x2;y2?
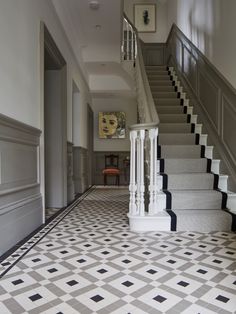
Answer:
122;14;159;125
123;14;162;228
129;122;158;131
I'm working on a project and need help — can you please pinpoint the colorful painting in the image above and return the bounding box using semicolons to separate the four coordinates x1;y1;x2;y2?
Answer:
99;112;126;139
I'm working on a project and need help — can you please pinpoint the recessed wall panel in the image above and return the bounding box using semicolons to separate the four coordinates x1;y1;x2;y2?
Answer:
199;70;219;130
183;46;197;91
222;96;236;162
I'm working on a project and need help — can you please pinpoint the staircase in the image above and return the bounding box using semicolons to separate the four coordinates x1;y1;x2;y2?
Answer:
146;65;235;232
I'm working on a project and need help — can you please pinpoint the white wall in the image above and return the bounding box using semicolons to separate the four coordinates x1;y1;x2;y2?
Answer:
0;0;91;146
124;0;168;43
92;97;137;151
167;0;236;89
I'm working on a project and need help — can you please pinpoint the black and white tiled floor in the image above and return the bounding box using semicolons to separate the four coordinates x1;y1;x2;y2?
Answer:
0;186;236;314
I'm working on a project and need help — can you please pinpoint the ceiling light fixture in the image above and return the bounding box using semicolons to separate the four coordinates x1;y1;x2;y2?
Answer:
89;0;100;10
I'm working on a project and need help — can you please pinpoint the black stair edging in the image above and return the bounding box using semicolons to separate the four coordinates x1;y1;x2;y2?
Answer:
166;209;177;231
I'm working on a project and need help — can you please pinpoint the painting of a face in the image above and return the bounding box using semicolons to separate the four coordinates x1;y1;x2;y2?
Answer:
99;112;125;138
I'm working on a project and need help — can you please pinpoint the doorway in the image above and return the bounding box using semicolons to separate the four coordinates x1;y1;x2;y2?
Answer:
43;26;67;220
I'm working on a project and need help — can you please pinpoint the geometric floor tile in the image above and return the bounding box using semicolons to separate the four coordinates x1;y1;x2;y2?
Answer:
0;187;236;314
84;264;119;281
201;287;236;312
183;264;220;281
108;274;147;294
53;273;91;293
133;264;169;281
75;287;120;311
181;303;218;314
110;303;149;314
138;287;182;312
14;286;57;311
164;275;202;295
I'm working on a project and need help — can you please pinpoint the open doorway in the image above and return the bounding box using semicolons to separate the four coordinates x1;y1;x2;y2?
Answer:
43;26;67;220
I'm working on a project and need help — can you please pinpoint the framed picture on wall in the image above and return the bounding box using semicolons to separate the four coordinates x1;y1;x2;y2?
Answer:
99;112;126;139
134;4;156;33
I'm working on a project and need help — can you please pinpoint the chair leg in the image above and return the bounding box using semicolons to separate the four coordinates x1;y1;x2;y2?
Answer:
117;175;120;186
104;175;106;185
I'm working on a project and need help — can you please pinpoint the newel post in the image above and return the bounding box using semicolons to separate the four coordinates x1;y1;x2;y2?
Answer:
148;128;159;214
129;130;137;215
137;129;145;216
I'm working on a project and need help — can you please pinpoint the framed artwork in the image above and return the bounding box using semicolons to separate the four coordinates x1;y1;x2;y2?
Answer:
99;112;126;139
134;4;156;33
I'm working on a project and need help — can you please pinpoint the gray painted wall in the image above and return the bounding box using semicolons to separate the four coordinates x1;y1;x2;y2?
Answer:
67;141;75;203
73;147;88;194
141;42;166;66
0;114;42;255
166;24;236;191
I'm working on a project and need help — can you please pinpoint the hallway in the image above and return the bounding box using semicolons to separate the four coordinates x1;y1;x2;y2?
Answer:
0;187;236;313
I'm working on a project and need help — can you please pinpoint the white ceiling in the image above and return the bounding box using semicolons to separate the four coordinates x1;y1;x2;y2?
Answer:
52;0;124;72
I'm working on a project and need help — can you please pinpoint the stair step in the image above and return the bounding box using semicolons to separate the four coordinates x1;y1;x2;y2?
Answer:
146;65;167;71
170;209;232;232
159;145;202;158
149;81;173;87
151;86;175;92
163;173;216;190
152;92;178;99
159;123;193;133
168;190;225;209
159;114;190;123
159;133;197;145
158;158;209;173
147;71;169;76
156;105;186;114
155;99;182;106
148;75;171;80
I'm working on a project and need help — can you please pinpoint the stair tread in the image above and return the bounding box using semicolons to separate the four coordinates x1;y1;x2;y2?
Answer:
145;65;233;231
167;189;222;194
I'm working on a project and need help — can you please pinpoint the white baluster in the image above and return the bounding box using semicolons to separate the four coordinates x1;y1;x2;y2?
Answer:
129;130;137;215
148;128;155;215
131;27;134;60
153;128;159;213
136;131;141;213
126;21;129;60
139;129;145;216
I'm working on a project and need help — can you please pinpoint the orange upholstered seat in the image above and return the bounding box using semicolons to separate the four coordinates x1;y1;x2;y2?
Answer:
103;168;120;175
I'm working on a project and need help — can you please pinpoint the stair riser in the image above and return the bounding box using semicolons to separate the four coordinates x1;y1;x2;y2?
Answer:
148;77;172;81
155;99;182;106
146;66;167;70
151;86;175;92
170;194;224;209
156;191;225;211
159;124;193;133
152;92;179;99
149;81;174;87
159;114;190;123
172;210;232;232
158;134;197;145
146;70;169;74
156;106;185;114
158;146;203;159
158;174;221;190
147;75;170;80
157;159;221;174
